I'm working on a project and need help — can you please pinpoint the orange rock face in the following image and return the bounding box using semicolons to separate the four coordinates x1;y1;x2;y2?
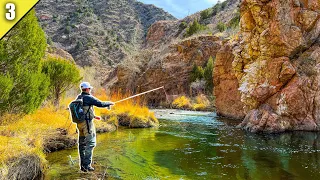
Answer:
233;0;320;132
214;43;245;119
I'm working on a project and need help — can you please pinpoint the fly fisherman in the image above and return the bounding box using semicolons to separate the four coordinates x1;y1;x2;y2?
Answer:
76;82;114;172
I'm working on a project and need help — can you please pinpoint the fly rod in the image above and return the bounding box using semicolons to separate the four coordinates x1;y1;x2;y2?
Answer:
114;86;164;104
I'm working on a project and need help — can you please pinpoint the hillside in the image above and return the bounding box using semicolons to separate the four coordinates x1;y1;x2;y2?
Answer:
36;0;240;100
109;0;240;103
35;0;176;83
145;0;240;49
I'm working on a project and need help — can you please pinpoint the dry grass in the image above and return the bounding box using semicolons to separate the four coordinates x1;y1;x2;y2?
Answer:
172;96;192;109
0;106;72;178
193;94;211;111
0;88;158;178
0;101;74;178
93;89;159;128
172;94;212;111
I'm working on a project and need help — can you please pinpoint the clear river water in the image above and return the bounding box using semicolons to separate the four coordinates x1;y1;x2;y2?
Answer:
46;109;320;179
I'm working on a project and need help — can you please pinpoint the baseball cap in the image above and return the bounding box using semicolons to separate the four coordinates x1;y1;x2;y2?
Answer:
80;82;93;89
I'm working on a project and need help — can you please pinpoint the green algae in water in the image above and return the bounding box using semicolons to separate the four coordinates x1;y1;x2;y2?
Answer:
46;110;320;179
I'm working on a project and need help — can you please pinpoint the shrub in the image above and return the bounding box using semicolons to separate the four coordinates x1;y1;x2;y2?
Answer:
221;1;228;10
217;22;227;32
0;9;49;114
0;75;13;103
227;12;240;29
200;9;212;20
190;79;206;96
204;56;214;93
47;37;53;45
190;63;205;82
172;96;192;109
212;2;222;16
75;40;84;50
193;94;211;111
179;21;188;30
65;26;71;34
185;20;207;37
42;56;82;107
0;104;78;177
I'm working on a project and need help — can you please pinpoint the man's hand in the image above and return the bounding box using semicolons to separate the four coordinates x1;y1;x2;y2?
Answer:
106;101;115;110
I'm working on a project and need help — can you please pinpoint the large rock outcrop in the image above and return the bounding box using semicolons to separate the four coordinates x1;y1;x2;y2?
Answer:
228;0;320;132
111;36;222;104
214;42;245;119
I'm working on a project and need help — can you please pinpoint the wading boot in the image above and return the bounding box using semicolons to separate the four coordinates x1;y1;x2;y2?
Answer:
80;166;88;172
87;166;95;171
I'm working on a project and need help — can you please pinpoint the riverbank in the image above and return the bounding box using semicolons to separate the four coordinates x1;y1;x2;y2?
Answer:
0;92;159;179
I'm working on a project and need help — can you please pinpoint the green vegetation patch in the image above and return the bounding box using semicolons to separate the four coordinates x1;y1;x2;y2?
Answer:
185;20;207;37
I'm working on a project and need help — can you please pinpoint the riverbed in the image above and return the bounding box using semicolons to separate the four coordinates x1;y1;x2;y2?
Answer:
46;109;320;179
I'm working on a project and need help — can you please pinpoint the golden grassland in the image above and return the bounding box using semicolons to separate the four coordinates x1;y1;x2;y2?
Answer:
0;89;158;178
0;106;73;178
172;94;212;111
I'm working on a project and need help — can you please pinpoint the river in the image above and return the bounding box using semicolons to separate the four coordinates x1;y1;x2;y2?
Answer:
46;109;320;179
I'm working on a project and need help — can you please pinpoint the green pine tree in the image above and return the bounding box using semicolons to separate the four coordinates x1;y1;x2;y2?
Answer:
185;20;207;37
217;22;227;32
204;56;214;93
0;9;49;114
196;66;204;80
190;63;198;82
191;63;205;82
42;57;82;107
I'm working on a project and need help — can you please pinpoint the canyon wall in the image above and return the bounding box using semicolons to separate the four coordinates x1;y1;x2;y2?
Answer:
214;0;320;132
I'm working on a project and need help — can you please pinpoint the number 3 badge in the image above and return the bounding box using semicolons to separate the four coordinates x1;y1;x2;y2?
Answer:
0;0;40;40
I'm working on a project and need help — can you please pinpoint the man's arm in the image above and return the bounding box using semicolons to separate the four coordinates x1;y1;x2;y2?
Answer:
84;95;114;108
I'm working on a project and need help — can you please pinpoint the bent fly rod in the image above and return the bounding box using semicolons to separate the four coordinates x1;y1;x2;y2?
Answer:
113;86;165;104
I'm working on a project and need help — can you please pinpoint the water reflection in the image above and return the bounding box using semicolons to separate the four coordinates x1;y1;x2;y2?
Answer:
46;111;320;180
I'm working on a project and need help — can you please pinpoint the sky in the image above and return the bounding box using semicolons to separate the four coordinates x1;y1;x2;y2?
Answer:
138;0;225;19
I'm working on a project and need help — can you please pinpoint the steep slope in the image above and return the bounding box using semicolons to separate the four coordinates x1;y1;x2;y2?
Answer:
145;0;240;49
36;0;176;82
109;0;240;104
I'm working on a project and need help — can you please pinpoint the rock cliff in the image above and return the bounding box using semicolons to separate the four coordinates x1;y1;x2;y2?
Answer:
214;0;320;132
109;0;240;104
111;36;222;104
214;42;245;119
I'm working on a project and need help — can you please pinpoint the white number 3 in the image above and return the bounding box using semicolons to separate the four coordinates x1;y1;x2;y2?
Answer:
6;3;16;21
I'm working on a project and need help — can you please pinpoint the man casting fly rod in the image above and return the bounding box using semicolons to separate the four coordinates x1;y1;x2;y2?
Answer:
69;82;164;172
